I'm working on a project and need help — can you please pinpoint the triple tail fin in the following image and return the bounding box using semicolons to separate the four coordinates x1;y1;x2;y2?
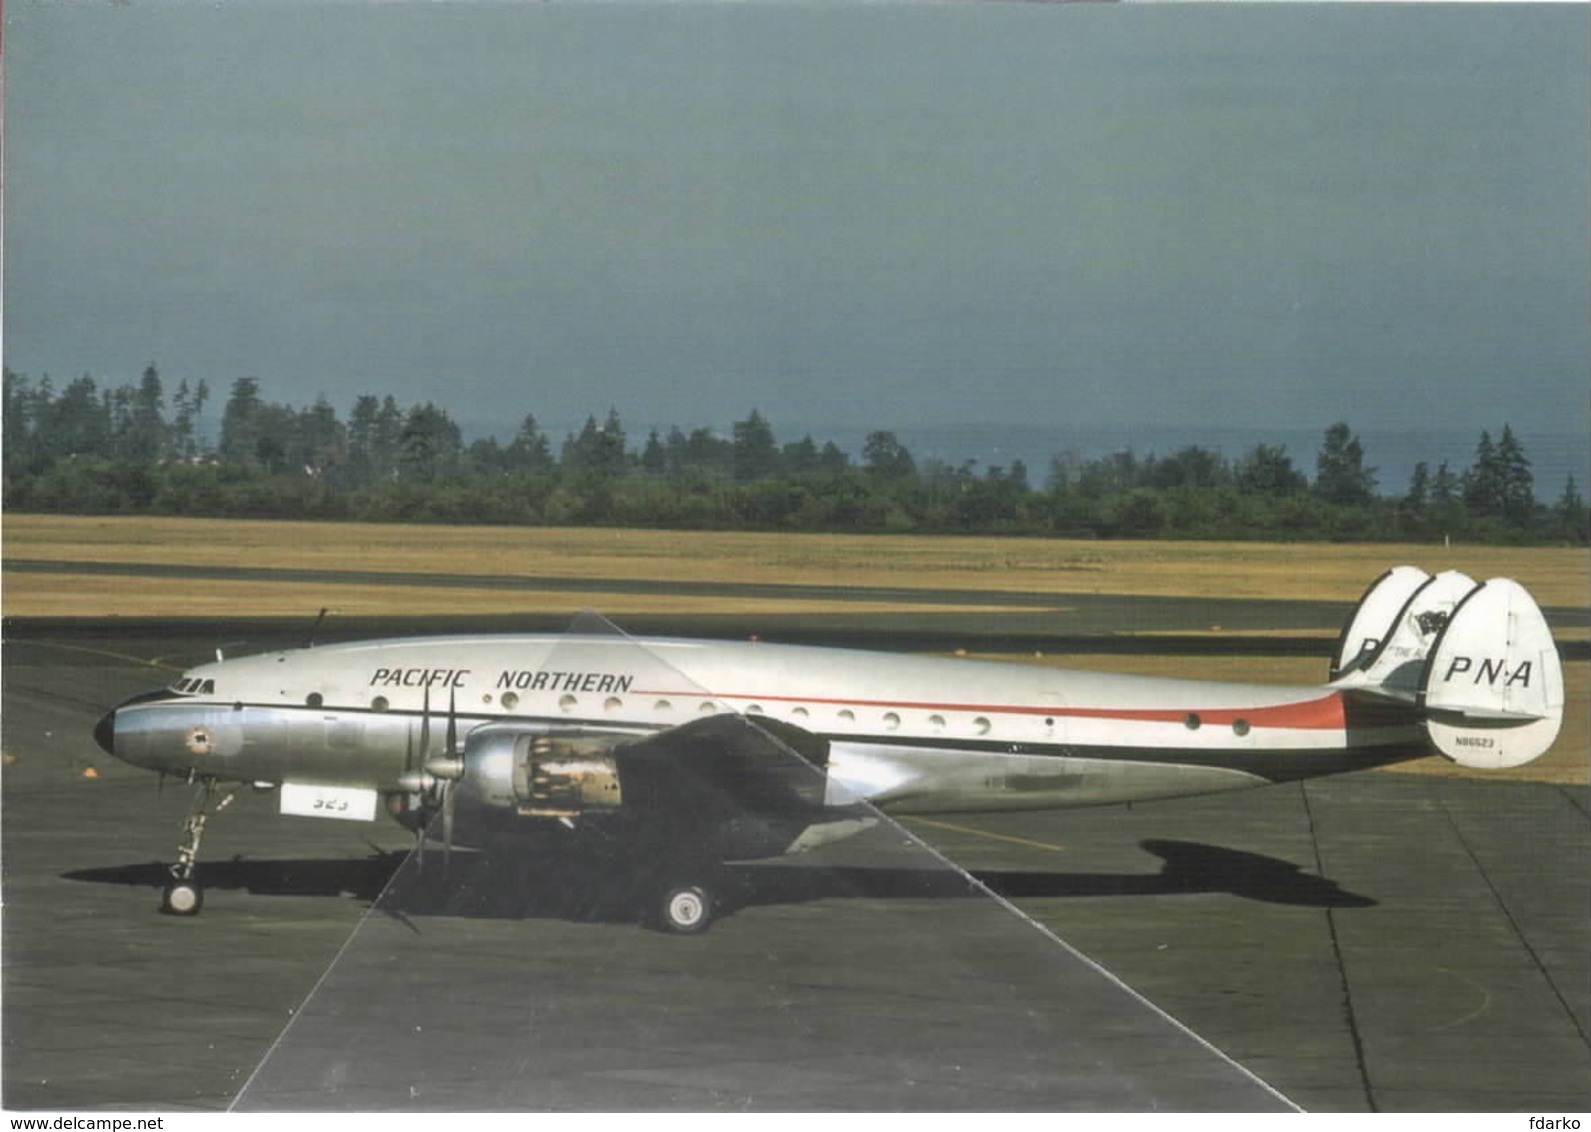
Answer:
1332;568;1563;769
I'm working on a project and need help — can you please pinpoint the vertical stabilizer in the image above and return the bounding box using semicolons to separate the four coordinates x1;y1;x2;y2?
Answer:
1330;566;1431;679
1420;579;1564;769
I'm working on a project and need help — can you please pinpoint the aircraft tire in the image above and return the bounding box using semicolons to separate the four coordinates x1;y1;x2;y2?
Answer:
655;882;714;934
160;880;204;916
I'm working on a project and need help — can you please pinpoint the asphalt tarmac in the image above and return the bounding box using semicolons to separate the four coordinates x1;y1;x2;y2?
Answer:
3;617;1586;1112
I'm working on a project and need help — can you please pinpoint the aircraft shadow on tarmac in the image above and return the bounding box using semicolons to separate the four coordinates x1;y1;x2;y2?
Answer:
63;838;1374;925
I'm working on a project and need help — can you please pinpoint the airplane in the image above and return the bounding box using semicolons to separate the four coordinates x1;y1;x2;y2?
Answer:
93;566;1564;932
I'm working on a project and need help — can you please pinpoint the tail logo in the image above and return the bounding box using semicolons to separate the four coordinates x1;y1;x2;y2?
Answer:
1442;656;1533;688
1414;610;1451;637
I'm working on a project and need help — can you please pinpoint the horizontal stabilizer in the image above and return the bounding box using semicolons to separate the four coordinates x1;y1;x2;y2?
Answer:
1420;578;1563;769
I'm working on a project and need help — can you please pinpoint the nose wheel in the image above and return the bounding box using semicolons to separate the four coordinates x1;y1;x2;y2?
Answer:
161;780;236;917
161;878;204;916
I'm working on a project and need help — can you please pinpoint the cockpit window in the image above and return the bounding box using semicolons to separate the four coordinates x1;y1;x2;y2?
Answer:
168;678;216;695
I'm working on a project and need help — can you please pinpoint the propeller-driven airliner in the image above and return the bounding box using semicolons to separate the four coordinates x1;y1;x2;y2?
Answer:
94;567;1563;932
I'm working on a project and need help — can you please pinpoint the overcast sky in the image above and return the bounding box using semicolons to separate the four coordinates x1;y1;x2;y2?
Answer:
4;1;1587;452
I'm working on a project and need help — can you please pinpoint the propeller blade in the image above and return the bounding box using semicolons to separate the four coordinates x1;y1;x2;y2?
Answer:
418;686;432;763
443;688;461;880
442;779;456;881
414;687;434;878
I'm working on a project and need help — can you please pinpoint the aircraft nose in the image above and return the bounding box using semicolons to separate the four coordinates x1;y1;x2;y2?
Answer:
94;708;117;757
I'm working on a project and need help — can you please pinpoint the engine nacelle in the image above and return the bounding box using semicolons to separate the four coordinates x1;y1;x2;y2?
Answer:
453;727;630;818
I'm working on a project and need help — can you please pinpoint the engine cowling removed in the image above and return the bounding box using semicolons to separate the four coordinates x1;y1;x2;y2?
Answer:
517;735;627;816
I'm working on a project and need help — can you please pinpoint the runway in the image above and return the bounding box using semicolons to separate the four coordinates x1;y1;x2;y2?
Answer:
3;617;1586;1112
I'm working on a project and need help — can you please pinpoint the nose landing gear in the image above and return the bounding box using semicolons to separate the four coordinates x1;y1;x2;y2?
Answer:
161;779;238;916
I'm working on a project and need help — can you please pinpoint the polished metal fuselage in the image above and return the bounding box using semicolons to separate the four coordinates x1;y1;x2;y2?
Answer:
102;633;1429;826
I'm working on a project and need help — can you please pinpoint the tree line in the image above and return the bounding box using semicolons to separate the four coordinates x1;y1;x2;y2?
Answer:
4;366;1586;543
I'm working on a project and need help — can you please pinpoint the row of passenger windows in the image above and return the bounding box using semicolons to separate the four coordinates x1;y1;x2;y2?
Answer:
316;691;1254;738
343;689;1011;735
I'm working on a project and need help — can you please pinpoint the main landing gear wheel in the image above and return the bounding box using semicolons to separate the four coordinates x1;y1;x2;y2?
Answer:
160;879;204;916
656;883;714;934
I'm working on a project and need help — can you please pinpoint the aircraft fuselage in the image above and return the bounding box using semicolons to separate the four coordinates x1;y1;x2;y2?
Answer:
100;633;1428;822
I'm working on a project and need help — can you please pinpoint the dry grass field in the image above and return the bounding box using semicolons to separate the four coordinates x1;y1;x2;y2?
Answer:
4;514;1584;785
5;513;1587;612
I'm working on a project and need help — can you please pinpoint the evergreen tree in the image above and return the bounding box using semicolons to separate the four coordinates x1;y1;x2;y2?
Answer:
1236;444;1307;496
1404;461;1431;513
817;441;849;472
346;394;383;480
562;410;627;479
368;397;403;479
731;409;780;482
171;379;195;460
2;369;36;462
294;396;346;475
219;377;265;466
1046;450;1082;495
398;403;462;480
122;364;170;464
1315;422;1376;506
1463;429;1504;519
670;426;733;475
863;431;915;479
43;376;113;461
640;430;668;475
192;379;211;453
782;435;820;475
1148;445;1227;490
465;436;506;474
1496;424;1534;527
1554;476;1587;540
1431;461;1458;506
168;377;210;461
505;413;554;473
